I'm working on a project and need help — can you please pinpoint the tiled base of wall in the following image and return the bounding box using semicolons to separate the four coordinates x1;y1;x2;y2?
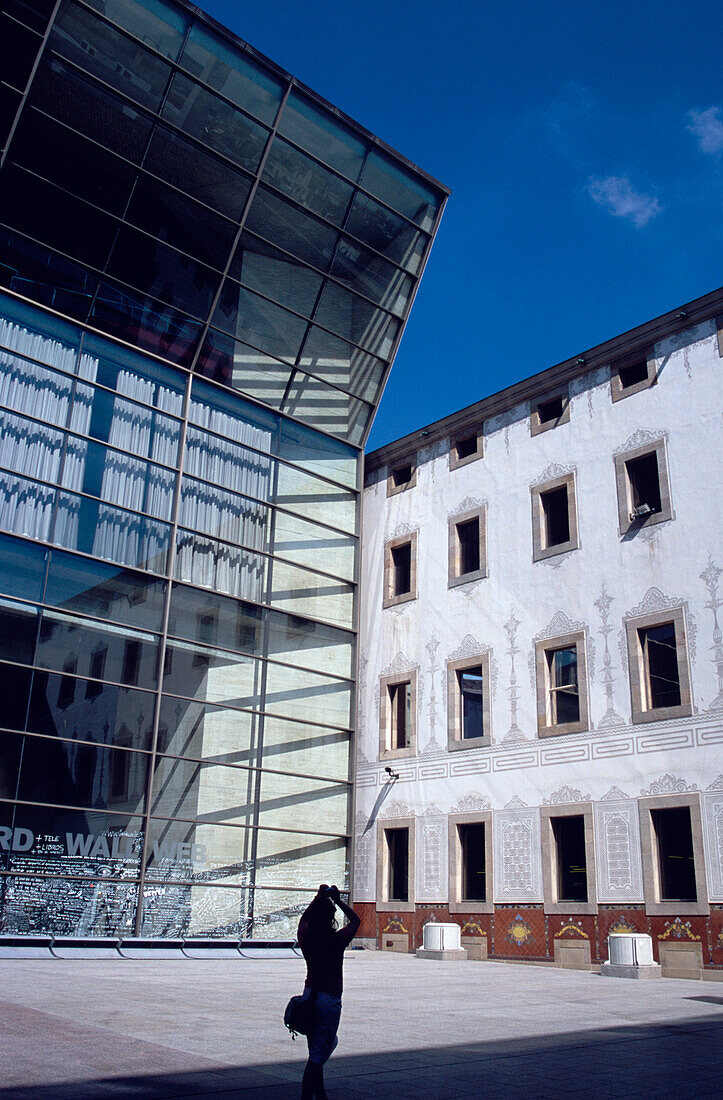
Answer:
354;902;723;975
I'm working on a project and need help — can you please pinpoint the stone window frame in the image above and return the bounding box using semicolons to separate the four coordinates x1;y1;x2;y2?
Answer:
449;425;484;470
379;669;417;760
447;651;492;750
638;794;709;916
625;606;693;724
531;471;579;563
541;803;598;915
383;531;418;608
535;629;589;738
377;816;415;912
448;504;487;588
448;810;493;914
610;346;657;402
530;386;571;436
613;437;674;535
386;455;417;497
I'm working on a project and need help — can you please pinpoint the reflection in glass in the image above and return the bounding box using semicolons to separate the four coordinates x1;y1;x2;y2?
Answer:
45;549;165;631
261;716;351;782
0;597;40;663
162;637;262;710
346;191;426;273
0;531;46;603
0;875;139;935
279;91;365;181
144;124;252;221
140;880;249;938
150;758;256;831
180;22;283;124
251;886;316;940
361;148;440;230
36;609;159;688
0;802;144;879
157;694;261;765
83;0;189;61
263;138;353;226
162;73;269;174
27;669;156;752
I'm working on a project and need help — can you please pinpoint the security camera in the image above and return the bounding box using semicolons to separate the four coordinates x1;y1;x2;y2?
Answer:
384;766;400;780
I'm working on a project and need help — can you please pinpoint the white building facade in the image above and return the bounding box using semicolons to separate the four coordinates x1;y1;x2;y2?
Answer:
353;288;723;978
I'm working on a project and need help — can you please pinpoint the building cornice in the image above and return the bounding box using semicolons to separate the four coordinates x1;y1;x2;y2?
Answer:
364;286;723;478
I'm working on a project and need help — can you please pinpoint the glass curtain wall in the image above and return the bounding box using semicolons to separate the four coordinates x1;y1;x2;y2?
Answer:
0;0;446;938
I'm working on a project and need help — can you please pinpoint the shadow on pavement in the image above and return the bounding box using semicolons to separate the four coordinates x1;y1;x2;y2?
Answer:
1;1011;722;1099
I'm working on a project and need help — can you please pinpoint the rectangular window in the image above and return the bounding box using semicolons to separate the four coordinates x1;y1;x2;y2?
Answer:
450;427;483;469
541;486;570;547
640;622;681;709
85;647;106;698
530;388;570;435
626;453;662;518
110;749;131;802
546;646;579;725
457;518;480;575
626;607;691;723
121;640;141;685
538;395;564;424
552;815;588;903
386;827;409;902
611;350;656;401
449;507;486;586
458;666;484;739
387;456;416;496
58;658;77;708
459;822;486;901
614;438;673;532
535;631;588;736
652;807;697;902
619;360;649;389
392;543;411;596
531;473;578;561
389;681;411;749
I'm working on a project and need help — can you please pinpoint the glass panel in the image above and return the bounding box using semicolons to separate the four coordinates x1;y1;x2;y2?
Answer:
183;427;272;505
189;375;277;439
36;609;159;687
162;638;263;710
0;802;144;878
331;237;414;316
345;191;426;273
282;370;370;448
263;138;353;226
0;352;73;430
70;381;181;465
272;511;355;583
61;437;175;521
460;667;484;739
27;669;156;751
245;185;339;272
167;584;265;658
84;0;188;61
149;762;256;833
124;177;236;272
178;477;268;552
255;829;347;890
144;124;252;222
264;662;351;728
144;815;254;884
1;84;21;150
10;108;137;216
278;419;357;490
0;292;80;370
361;149;440;230
275;460;356;534
212;280;308;364
256;769;349;834
157;694;261;764
0;409;64;484
89;282;202;368
45;549;165;631
140;880;249;937
180;23;283;124
0;532;46;602
0;596;40;663
269;557;354;629
553;815;587;902
279;91;366;181
0;469;56;543
298;324;386;404
643;623;681;708
1;165;118;270
314;283;400;359
0;14;43;92
0;229;98;322
261;715;350;782
105;224;220;319
0;726;23;797
174;528;266;603
229;232;323;319
251;886;316;940
80;333;185;415
0;660;33;731
52;490;171;572
162;72;269;174
51;2;172;112
196;327;292;410
30;55;154;164
13;730;149;812
0;875;139;934
2;0;56;35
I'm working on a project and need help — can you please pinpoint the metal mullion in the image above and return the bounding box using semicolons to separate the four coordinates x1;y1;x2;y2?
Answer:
0;658;158;699
140;745;352;789
163;630;355;688
0;522;167;583
0;0;63;171
146;689;354;736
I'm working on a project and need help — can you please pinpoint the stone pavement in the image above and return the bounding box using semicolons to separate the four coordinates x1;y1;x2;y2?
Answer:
1;952;721;1099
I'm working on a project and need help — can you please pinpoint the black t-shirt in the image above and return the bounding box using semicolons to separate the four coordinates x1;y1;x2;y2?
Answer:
298;919;357;996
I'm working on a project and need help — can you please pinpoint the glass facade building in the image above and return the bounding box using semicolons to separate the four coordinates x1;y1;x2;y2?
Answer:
0;0;447;937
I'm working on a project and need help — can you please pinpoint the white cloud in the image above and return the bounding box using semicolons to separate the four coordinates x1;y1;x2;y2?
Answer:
586;175;662;228
687;106;723;154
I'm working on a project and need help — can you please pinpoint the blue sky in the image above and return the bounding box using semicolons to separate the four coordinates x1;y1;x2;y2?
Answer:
205;0;722;450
